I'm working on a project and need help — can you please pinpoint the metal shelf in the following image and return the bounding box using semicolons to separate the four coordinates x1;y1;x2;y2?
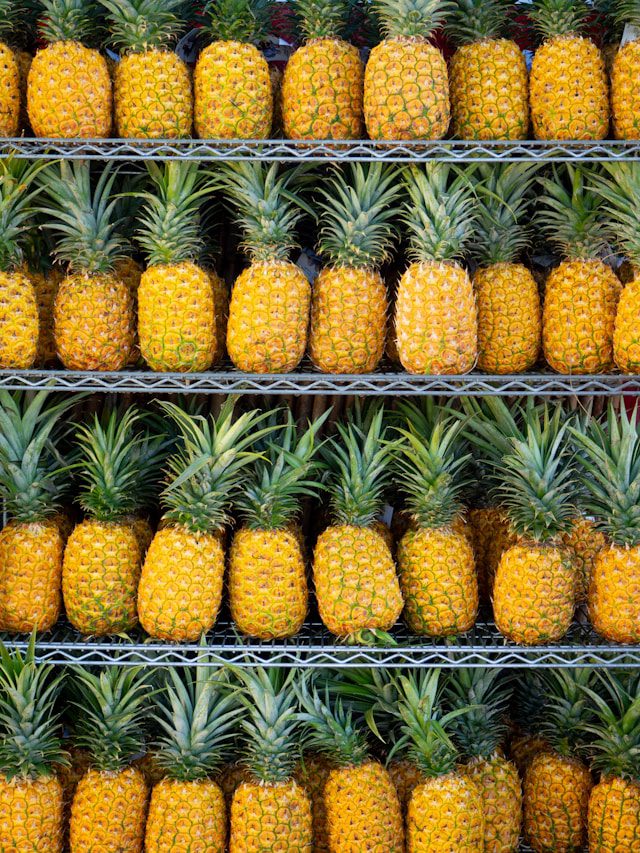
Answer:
4;137;640;162
3;617;639;668
0;366;638;396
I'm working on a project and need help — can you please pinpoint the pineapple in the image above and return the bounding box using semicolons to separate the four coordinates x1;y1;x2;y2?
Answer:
195;0;273;139
395;165;478;374
447;669;523;853
313;403;404;641
0;391;76;633
296;674;404;851
28;0;112;138
230;668;312;852
309;163;402;374
611;0;640;138
447;0;529;140
561;516;606;603
528;0;609;140
540;166;621;375
138;399;271;642
365;0;450;140
68;667;151;853
135;162;217;372
282;0;363;140
38;161;135;371
0;0;22;136
396;400;478;637
0;637;67;853
294;753;333;853
523;669;594;853
100;0;192;139
470;164;542;375
230;409;327;639
145;664;240;853
28;260;64;366
219;162;312;373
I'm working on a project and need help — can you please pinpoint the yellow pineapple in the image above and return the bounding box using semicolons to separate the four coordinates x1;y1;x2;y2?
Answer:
0;2;22;137
282;0;363;139
561;515;606;603
26;262;64;366
28;0;112;138
611;1;640;138
294;753;333;853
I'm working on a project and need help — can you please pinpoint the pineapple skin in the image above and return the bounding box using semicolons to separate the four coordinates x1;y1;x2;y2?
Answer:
475;262;541;374
226;259;310;374
114;49;192;139
195;41;272;139
324;761;404;852
364;38;449;141
70;766;148;853
561;516;605;604
54;272;134;371
294;754;333;853
229;526;307;640
113;257;143;367
524;752;592;853
407;773;484;852
450;39;529;141
145;778;226;853
388;758;426;817
397;526;478;637
137;526;224;642
588;776;640;852
230;779;313;853
611;40;640;140
589;544;640;644
494;542;575;646
0;774;64;852
0;42;20;136
138;261;216;373
468;506;511;602
62;520;141;636
313;524;403;638
308;266;387;374
25;264;64;366
542;259;621;375
530;35;609;141
282;39;363;140
614;276;640;373
0;269;38;369
209;269;229;366
464;754;522;853
28;41;112;139
395;260;478;375
216;763;251;810
0;520;63;633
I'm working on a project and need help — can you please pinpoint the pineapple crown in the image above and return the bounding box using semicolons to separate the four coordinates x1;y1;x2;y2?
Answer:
511;669;549;736
0;391;78;523
159;398;275;534
590;163;640;267
537;669;594;758
69;666;153;772
0;159;47;273
569;402;640;548
316;163;403;270
528;0;591;39
235;668;302;783
0;636;67;781
446;0;514;45
201;0;274;43
403;164;477;263
0;1;26;51
39;162;129;276
582;672;640;782
100;0;188;52
373;0;454;39
470;163;539;266
38;0;101;45
236;409;328;531
445;669;513;761
614;0;640;27
292;0;350;40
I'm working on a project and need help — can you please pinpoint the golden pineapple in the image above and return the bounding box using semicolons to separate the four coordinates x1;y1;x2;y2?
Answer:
0;3;21;137
294;753;333;853
113;255;143;366
388;758;426;816
25;262;64;366
611;1;640;138
561;515;605;602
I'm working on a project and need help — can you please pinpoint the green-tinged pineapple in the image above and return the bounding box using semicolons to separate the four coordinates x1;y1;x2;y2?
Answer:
395;164;478;374
218;162;312;373
282;0;363;140
528;0;609;140
195;0;273;139
313;402;404;641
611;0;640;138
470;164;542;374
138;400;273;642
0;391;77;633
230;409;327;639
396;400;478;636
447;669;522;852
230;668;312;852
100;0;192;139
310;163;401;373
540;166;621;374
0;636;67;853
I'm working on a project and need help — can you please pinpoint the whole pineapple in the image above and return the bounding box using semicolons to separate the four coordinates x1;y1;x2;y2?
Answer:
309;163;401;374
282;0;364;140
395;164;478;374
28;0;112;138
365;0;451;140
195;0;273;139
0;0;23;136
528;0;609;140
447;0;529;140
611;0;640;138
100;0;192;139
